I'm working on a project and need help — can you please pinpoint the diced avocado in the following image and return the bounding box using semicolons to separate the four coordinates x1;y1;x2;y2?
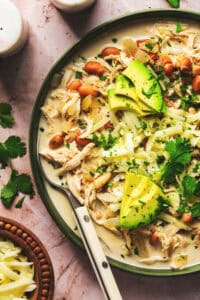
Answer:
108;88;145;116
120;173;169;229
123;60;166;113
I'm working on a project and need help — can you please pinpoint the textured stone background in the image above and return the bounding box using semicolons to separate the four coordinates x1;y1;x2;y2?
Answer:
0;1;200;299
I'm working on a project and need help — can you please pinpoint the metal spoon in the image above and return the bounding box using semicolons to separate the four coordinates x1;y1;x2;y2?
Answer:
37;152;122;300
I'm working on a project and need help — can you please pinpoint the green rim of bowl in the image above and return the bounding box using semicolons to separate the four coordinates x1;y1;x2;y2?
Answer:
29;9;200;276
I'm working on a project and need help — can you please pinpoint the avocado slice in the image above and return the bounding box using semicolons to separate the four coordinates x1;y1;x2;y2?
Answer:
115;75;154;113
120;173;169;229
123;60;166;113
108;88;146;116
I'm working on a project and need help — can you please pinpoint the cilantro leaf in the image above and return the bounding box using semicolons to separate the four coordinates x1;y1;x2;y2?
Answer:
1;170;18;207
162;161;184;184
15;174;35;197
1;170;35;207
182;176;197;197
15;196;25;208
161;137;191;184
0;143;9;168
0;136;26;168
0;103;14;128
165;137;191;162
5;136;26;158
191;203;200;218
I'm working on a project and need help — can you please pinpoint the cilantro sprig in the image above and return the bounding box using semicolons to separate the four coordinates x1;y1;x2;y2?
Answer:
182;175;200;197
161;137;191;184
0;103;14;128
0;102;35;208
0;136;26;168
1;170;35;207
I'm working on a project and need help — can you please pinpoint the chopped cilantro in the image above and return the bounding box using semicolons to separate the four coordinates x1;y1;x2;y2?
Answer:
180;85;187;94
156;155;165;165
96;165;108;174
167;0;180;8
139;120;147;130
91;133;117;150
99;75;107;81
39;127;45;132
134;247;139;256
177;201;190;215
66;143;70;149
79;55;86;62
127;159;139;172
75;71;82;79
176;23;182;33
193;163;200;173
180;96;193;111
1;170;34;207
0;136;26;168
112;38;118;43
145;43;154;51
77;119;86;129
107;181;114;187
161;137;191;184
0;103;14;128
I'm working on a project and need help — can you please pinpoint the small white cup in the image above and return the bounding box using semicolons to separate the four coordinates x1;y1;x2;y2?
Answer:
51;0;96;13
0;0;29;57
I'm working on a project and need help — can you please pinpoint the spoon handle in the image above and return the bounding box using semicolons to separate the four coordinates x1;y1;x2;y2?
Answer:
74;206;122;300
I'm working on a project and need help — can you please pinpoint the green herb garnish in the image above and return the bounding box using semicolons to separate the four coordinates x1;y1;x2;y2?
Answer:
0;103;14;128
99;75;107;81
139;120;147;130
92;133;117;150
167;0;180;8
1;170;35;207
0;136;26;168
161;137;191;184
145;43;154;51
176;23;182;33
112;38;118;43
75;71;82;79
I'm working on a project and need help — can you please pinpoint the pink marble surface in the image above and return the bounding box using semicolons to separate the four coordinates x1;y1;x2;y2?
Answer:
0;1;200;299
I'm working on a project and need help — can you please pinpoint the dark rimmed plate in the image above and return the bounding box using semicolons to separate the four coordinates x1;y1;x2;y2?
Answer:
29;9;200;276
0;216;54;299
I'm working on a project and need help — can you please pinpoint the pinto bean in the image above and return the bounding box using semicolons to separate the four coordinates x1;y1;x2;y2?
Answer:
149;232;159;245
67;79;82;91
182;212;193;223
136;39;152;47
49;134;64;149
179;57;192;71
101;47;120;57
104;121;113;129
75;136;91;147
160;54;172;66
84;61;105;75
78;83;98;97
163;63;174;76
192;75;200;92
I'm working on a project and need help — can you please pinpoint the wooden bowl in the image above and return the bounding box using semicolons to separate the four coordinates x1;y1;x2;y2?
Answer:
0;216;54;300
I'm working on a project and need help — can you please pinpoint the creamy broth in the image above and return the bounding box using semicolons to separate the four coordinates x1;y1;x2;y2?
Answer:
38;19;200;271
